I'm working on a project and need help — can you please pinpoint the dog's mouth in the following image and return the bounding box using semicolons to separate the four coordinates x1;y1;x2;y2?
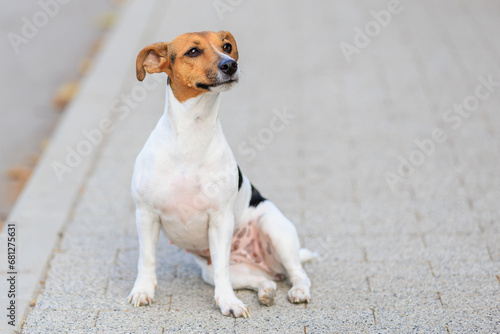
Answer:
195;79;238;91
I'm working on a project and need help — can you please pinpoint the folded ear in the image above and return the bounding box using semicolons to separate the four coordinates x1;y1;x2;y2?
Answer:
136;42;170;81
218;31;238;61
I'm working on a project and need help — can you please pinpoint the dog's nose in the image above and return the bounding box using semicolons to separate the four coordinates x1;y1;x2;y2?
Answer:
219;59;238;76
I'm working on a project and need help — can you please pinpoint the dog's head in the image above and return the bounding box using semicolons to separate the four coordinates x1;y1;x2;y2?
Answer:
136;31;239;102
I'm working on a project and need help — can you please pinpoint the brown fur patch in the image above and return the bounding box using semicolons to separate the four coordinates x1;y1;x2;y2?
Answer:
136;31;239;103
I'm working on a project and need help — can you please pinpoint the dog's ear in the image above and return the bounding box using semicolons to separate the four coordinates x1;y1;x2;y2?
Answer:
218;31;238;61
136;42;170;81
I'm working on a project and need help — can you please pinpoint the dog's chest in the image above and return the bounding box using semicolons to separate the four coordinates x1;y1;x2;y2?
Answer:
147;171;210;248
143;159;235;249
159;172;214;218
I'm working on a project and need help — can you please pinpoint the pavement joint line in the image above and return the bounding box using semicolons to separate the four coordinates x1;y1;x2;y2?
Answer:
370;307;377;326
486;246;493;261
420;234;427;247
477;221;485;234
461;2;500;65
426;2;473;83
414;210;422;222
93;310;100;328
113;248;122;265
437;291;444;308
427;261;436;277
360;219;367;236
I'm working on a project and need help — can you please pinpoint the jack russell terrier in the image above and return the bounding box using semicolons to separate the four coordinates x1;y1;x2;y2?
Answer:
128;31;315;318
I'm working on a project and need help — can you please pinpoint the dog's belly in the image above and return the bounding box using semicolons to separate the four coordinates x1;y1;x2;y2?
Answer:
159;212;210;250
193;219;283;280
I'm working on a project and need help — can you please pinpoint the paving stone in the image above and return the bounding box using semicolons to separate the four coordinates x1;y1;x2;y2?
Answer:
361;235;426;262
95;310;165;334
22;310;98;334
33;292;118;311
43;261;110;295
372;307;449;333
442;308;500;333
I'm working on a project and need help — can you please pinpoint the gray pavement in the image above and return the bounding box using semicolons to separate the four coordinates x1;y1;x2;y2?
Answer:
4;0;500;333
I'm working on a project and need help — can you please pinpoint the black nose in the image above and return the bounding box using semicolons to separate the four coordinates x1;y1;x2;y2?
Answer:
219;59;238;76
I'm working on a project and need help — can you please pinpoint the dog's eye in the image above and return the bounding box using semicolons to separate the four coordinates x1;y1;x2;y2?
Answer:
222;43;232;53
186;47;201;57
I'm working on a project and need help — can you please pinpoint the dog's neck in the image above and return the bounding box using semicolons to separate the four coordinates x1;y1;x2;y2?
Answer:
159;82;224;159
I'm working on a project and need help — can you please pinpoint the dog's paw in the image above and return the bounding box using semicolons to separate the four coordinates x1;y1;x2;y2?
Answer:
127;279;157;307
258;281;277;306
215;293;250;318
288;285;310;304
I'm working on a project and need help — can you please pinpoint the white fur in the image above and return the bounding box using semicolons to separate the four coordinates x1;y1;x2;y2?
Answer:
128;63;313;317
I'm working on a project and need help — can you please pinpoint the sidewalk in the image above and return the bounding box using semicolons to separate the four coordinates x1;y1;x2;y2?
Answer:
2;0;499;333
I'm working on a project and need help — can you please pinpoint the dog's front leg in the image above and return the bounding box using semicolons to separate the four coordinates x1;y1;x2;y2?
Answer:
128;207;160;307
209;212;250;318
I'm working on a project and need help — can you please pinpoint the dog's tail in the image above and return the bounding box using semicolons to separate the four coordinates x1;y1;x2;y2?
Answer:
299;248;318;263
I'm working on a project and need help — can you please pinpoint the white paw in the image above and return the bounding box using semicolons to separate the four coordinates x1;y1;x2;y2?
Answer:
258;281;277;306
127;278;157;307
288;285;310;304
216;293;251;318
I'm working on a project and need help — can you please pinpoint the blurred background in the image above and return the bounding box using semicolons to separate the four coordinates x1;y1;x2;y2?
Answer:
0;0;121;226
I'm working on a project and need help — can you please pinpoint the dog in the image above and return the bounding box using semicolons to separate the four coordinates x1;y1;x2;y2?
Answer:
128;31;315;318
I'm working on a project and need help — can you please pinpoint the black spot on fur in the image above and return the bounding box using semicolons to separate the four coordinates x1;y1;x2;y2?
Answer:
237;166;243;190
249;184;266;207
170;52;176;64
196;82;210;90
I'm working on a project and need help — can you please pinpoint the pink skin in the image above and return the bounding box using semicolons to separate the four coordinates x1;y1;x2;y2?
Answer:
193;220;285;281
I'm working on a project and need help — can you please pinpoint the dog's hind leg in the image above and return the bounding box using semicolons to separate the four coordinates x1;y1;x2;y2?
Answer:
194;257;277;306
229;264;277;306
255;201;312;304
